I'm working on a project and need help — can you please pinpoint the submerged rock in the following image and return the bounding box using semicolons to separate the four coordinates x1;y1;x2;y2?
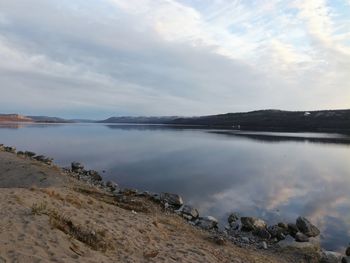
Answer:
196;216;218;230
160;193;183;207
241;217;267;231
296;216;320;237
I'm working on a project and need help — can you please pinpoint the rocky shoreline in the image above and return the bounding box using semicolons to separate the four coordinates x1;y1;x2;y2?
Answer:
1;143;349;263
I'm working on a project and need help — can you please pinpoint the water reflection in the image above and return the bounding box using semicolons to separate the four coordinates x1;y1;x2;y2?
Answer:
0;123;349;251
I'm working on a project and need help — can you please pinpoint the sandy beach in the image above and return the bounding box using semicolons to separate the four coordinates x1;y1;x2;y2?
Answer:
0;149;320;263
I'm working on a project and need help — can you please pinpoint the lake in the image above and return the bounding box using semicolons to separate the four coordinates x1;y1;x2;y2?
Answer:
1;123;350;251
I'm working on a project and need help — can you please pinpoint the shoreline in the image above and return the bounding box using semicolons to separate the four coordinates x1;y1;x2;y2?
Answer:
0;143;348;262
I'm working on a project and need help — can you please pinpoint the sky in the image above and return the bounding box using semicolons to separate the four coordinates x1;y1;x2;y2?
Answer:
0;0;349;118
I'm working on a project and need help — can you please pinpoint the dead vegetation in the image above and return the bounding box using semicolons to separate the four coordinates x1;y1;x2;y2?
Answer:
73;186;152;213
30;201;113;252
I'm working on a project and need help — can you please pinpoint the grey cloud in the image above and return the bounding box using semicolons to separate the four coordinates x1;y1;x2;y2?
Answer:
0;0;349;118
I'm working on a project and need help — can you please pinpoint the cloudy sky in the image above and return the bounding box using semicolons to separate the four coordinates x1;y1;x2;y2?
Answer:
0;0;349;118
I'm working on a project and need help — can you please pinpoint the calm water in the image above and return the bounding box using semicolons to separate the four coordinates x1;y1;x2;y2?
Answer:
1;123;350;251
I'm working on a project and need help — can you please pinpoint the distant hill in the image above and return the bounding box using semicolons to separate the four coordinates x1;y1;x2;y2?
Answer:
98;116;180;124
0;114;72;123
2;109;350;132
28;116;73;123
169;109;350;132
0;114;32;122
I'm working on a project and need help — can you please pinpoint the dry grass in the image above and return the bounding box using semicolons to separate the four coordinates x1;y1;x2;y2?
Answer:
30;201;113;252
73;186;151;213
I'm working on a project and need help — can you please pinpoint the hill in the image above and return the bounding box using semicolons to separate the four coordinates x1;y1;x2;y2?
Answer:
0;114;72;123
98;116;179;124
0;114;32;122
169;109;350;132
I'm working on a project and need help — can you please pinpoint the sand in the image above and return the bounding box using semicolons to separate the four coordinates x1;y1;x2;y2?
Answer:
0;150;307;262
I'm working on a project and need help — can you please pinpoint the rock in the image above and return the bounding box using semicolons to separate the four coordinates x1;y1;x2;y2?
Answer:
24;151;36;157
210;235;226;245
343;257;350;263
277;238;320;254
261;241;268;249
71;162;84;172
241;237;250;243
179;205;199;219
4;146;16;153
295;232;309;242
196;216;218;230
268;225;286;240
160;193;183;207
288;223;299;237
106;181;119;192
241;217;267;231
150;193;161;202
87;170;102;181
296;216;320;237
34;155;53;165
230;222;240;230
346;247;350;256
228;212;240;224
253;228;271;240
319;251;342;263
278;222;289;230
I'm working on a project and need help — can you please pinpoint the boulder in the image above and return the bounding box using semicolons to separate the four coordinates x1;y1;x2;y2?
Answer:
296;216;320;237
24;151;36;157
106;181;119;192
346;246;350;256
4;146;16;153
196;216;218;230
87;170;102;181
228;212;240;224
268;225;287;240
253;228;271;240
295;232;309;242
261;241;268;249
343;257;350;263
160;193;183;207
278;222;289;230
241;217;267;231
34;155;53;165
319;251;342;263
210;234;226;245
179;205;199;219
288;223;299;237
277;238;320;256
71;162;84;172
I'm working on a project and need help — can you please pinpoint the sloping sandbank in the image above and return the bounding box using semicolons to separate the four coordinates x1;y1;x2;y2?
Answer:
0;149;321;263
